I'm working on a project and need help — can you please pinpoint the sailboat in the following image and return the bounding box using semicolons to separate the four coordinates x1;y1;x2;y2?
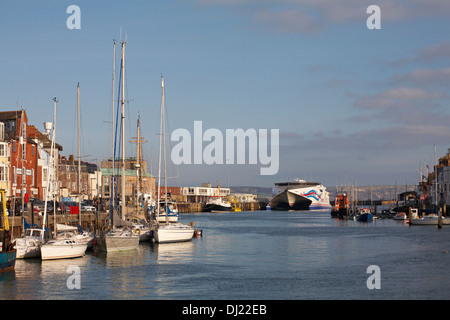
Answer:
14;110;50;259
40;96;88;260
97;39;139;252
152;75;194;243
54;83;95;249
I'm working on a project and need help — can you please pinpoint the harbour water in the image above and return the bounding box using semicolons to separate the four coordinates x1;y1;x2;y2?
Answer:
1;210;450;300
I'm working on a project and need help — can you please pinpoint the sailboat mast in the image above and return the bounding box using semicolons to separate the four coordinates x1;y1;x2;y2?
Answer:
156;76;164;215
42;97;57;240
111;40;116;223
121;40;126;220
77;83;81;225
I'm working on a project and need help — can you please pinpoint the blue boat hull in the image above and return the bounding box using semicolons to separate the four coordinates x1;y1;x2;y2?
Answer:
357;213;373;222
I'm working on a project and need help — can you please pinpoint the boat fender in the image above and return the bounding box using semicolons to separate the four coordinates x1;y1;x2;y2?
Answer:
189;222;195;227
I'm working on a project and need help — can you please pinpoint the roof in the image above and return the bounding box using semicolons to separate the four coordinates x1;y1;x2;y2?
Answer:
100;167;154;178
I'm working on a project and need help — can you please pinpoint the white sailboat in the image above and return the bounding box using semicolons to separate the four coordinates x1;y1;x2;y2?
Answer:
40;96;88;260
152;75;194;243
97;39;139;252
41;231;88;260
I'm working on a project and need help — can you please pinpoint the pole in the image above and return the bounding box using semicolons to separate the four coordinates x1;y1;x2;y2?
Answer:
78;83;81;226
121;40;126;220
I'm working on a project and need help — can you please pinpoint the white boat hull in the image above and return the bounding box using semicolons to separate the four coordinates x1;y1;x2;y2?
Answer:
410;216;450;225
40;242;87;260
15;242;41;259
154;223;194;243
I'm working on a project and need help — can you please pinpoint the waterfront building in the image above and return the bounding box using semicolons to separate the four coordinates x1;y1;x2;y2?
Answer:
58;155;102;201
181;183;231;203
100;157;155;204
0;110;62;201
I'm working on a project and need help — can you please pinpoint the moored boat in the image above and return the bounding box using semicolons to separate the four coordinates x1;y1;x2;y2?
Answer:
356;208;373;222
40;232;88;260
1;190;16;271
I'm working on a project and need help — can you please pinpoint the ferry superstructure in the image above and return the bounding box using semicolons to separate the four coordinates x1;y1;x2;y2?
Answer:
270;179;332;210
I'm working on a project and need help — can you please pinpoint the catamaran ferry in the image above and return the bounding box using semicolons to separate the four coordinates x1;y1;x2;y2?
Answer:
270;179;332;210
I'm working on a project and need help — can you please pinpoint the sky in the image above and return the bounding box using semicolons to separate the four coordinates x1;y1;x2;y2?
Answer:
1;0;450;189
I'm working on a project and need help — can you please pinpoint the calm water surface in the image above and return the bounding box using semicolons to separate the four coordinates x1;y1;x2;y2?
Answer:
2;210;450;300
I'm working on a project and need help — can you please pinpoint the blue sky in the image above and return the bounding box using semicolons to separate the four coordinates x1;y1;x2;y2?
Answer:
1;0;450;189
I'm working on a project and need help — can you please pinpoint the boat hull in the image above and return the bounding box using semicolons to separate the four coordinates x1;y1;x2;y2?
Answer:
40;243;87;260
357;213;373;222
15;243;41;259
154;223;194;243
97;233;140;252
271;181;331;211
410;217;450;225
270;191;311;210
0;249;16;272
203;204;232;212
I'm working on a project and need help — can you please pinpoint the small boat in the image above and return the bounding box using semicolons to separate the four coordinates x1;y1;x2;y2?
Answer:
97;227;140;252
357;208;373;222
153;222;194;243
203;196;232;212
410;214;450;226
14;227;50;259
1;190;16;271
40;231;87;260
393;212;407;220
203;181;232;212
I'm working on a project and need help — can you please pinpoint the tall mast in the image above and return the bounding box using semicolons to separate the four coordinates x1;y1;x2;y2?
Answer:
43;97;57;240
156;76;164;216
121;40;126;220
111;40;116;222
77;83;81;225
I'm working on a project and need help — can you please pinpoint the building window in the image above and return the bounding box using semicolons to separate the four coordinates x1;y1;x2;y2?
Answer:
22;143;26;160
0;142;7;157
0;165;8;182
0;123;4;141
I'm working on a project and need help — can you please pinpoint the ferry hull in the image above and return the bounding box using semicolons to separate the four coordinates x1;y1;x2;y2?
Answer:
270;191;311;210
270;180;331;211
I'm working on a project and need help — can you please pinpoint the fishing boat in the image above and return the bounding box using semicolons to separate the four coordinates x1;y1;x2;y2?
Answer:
97;40;139;252
152;75;194;243
14;227;49;259
1;190;16;271
356;208;373;222
271;179;331;210
203;196;232;212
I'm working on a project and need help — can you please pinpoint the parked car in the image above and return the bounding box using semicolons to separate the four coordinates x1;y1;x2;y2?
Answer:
81;202;96;211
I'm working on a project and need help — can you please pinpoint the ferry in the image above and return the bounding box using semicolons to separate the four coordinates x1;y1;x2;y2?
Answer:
269;179;332;210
